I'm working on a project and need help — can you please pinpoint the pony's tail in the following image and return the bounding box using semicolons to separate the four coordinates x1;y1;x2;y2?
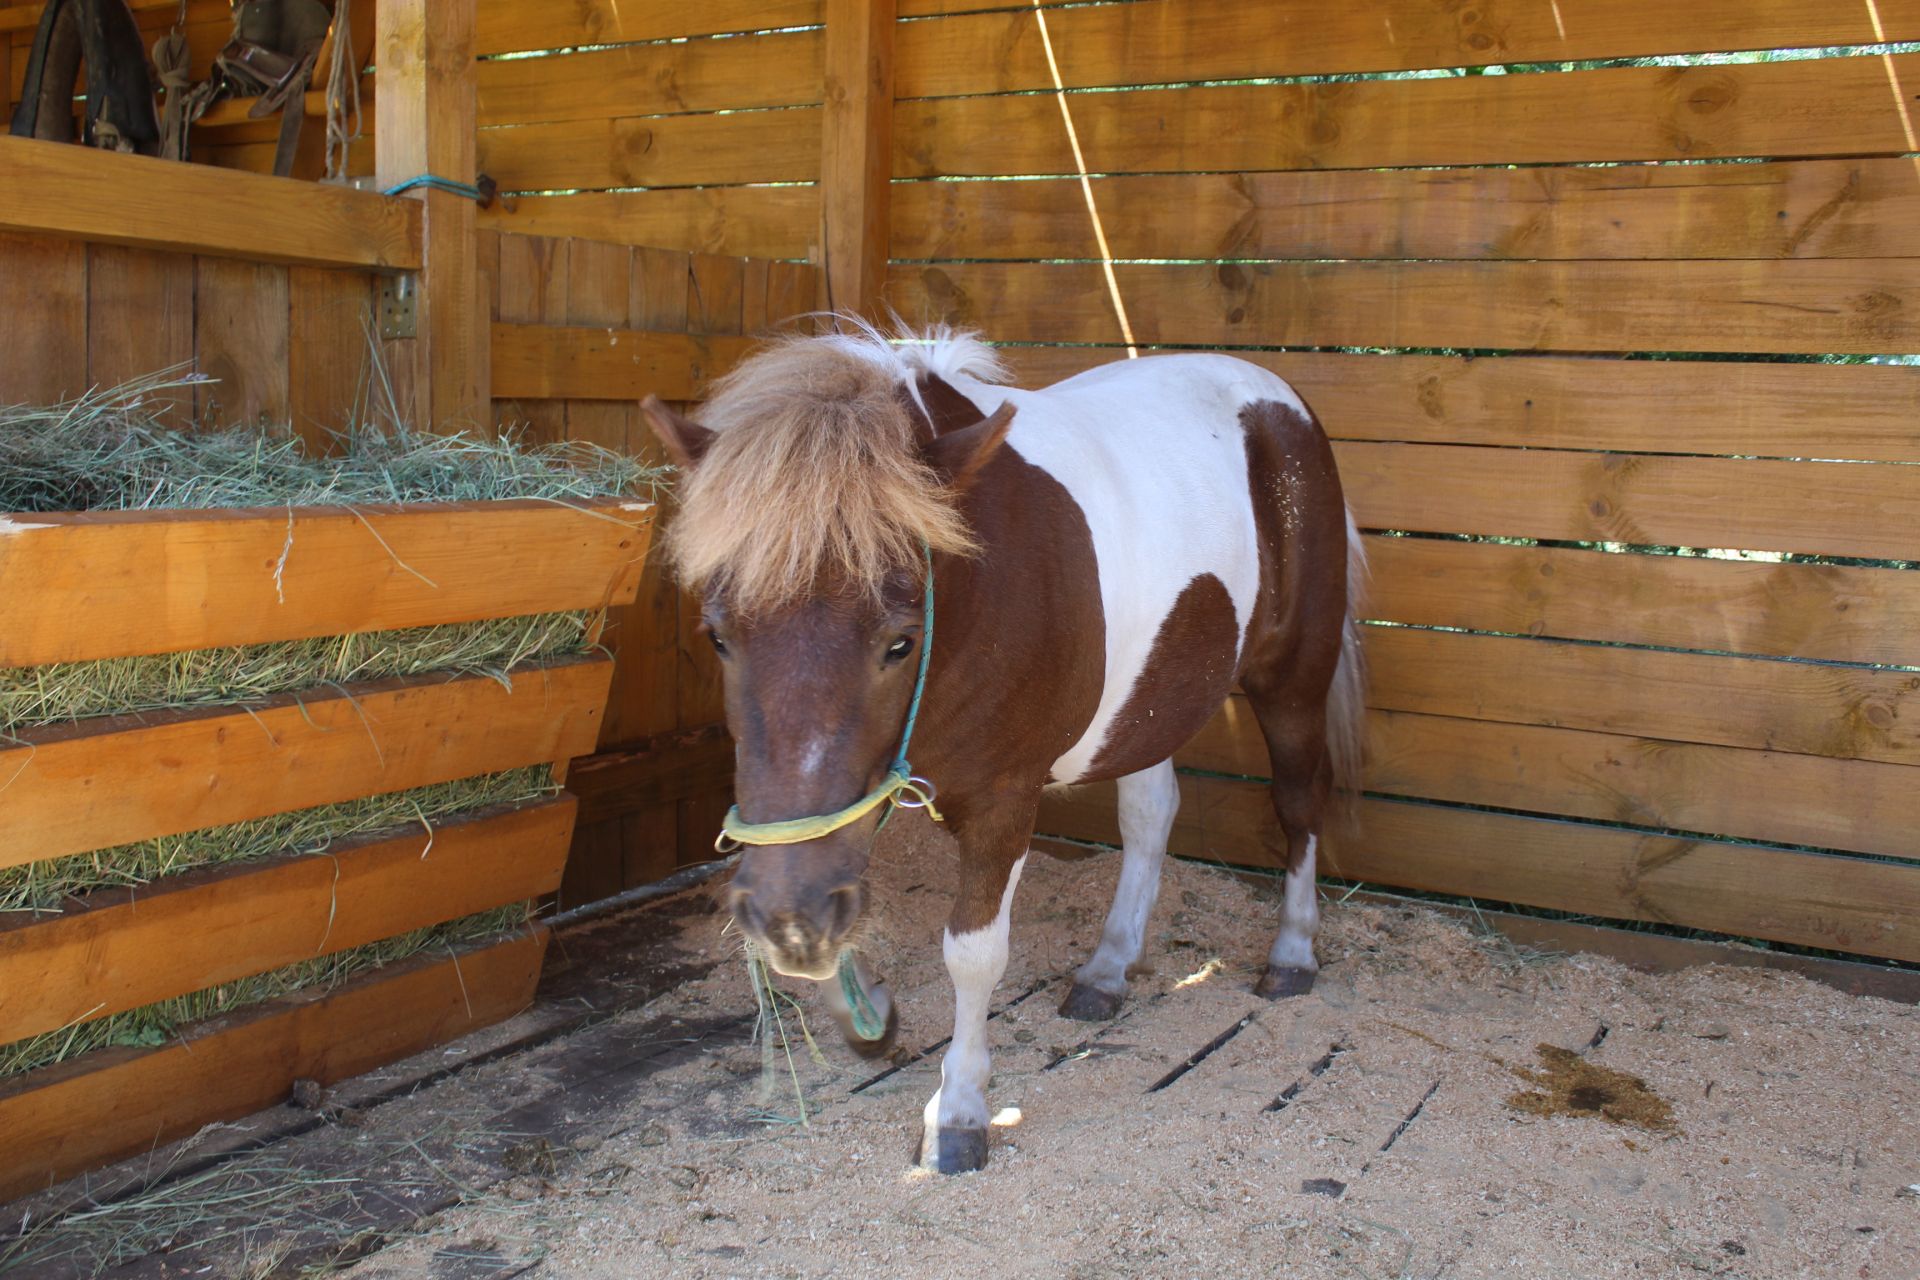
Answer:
1325;509;1370;828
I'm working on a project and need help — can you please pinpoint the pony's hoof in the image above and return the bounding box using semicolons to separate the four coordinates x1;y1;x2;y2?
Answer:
1058;982;1124;1021
845;1001;900;1060
1256;965;1317;999
918;1126;989;1175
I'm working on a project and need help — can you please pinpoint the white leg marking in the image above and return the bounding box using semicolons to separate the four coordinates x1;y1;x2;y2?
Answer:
924;855;1026;1137
1074;761;1178;995
1267;834;1320;973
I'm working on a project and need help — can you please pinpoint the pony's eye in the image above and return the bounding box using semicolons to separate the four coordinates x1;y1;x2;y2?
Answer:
885;636;914;662
709;632;729;657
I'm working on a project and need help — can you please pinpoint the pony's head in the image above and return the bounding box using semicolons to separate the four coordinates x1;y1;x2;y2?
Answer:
643;327;1014;978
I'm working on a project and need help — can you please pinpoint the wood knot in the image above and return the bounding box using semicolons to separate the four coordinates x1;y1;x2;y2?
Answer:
1685;77;1737;115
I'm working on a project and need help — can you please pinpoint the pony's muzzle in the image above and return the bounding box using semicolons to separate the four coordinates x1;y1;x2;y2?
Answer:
731;878;865;980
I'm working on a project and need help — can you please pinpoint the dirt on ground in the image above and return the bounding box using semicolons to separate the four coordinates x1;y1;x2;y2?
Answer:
341;824;1920;1280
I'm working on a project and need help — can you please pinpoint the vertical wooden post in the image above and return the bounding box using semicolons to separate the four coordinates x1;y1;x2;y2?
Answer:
818;0;895;319
376;0;487;430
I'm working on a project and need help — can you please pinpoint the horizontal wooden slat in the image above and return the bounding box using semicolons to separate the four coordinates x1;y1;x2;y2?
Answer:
997;349;1920;463
1361;536;1920;667
0;138;420;270
1363;627;1920;768
898;0;1920;97
1036;785;1920;961
1338;442;1920;561
0;498;653;667
481;188;818;260
475;0;823;56
893;159;1920;261
476;29;822;126
491;324;754;401
895;55;1920;176
1181;703;1920;862
1341;799;1920;962
0;926;546;1203
568;724;735;826
0;798;575;1047
477;108;820;192
0;658;613;867
891;259;1920;354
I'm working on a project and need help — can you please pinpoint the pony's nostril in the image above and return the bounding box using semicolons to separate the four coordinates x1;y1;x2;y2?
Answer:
731;889;770;940
827;885;864;941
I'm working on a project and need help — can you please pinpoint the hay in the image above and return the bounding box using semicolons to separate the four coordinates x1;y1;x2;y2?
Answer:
0;612;593;734
0;767;557;914
0;370;658;513
0;903;533;1081
0;375;644;1087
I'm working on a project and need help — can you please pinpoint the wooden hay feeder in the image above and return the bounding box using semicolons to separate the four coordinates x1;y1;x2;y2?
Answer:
0;495;655;1200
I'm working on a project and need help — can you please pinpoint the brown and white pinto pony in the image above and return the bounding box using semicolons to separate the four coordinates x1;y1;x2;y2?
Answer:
642;326;1364;1175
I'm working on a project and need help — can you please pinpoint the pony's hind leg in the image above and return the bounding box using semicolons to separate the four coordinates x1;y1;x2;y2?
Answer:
1060;759;1178;1021
1243;682;1332;999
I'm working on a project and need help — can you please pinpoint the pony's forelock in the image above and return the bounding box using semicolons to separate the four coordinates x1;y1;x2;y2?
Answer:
667;322;995;613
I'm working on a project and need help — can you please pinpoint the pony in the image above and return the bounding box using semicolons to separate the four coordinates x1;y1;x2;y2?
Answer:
641;324;1364;1174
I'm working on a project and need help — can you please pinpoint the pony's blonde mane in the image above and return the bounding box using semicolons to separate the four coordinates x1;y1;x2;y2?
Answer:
668;321;1009;612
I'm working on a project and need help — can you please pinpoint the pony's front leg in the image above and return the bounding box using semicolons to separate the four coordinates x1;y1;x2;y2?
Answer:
918;797;1035;1174
919;853;1024;1173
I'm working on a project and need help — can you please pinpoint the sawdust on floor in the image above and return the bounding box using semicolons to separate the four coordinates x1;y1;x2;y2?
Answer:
343;822;1920;1280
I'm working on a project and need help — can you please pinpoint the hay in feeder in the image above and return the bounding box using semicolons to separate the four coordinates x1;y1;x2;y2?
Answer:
0;612;593;734
0;374;658;1084
0;903;534;1081
0;766;558;915
0;370;658;512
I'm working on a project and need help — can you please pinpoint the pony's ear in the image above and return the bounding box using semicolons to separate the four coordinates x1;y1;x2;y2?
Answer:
641;395;715;469
924;401;1016;493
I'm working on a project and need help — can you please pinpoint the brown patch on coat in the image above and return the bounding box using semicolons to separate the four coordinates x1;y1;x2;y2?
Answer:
1083;573;1241;780
903;373;1109;933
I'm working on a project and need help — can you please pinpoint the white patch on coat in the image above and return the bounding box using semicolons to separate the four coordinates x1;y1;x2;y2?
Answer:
946;353;1308;783
1267;835;1321;973
1074;760;1178;994
924;854;1026;1135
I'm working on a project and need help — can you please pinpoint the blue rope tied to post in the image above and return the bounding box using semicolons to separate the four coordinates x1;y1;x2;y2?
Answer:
715;542;942;853
382;175;488;201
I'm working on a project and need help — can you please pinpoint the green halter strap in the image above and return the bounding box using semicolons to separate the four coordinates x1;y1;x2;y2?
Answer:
714;543;942;854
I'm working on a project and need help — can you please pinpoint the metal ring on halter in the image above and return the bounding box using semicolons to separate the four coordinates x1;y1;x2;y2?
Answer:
714;831;744;854
892;776;939;811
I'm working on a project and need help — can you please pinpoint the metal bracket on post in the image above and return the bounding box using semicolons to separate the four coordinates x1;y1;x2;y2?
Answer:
378;274;419;340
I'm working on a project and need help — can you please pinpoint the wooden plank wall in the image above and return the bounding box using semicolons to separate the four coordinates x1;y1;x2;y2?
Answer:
0;231;390;441
877;1;1920;963
481;229;820;904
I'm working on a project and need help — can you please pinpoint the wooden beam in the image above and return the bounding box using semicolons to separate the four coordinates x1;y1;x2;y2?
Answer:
0;499;653;667
0;137;420;269
0;658;613;869
818;0;894;316
568;724;736;825
377;0;486;429
0;799;575;1047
